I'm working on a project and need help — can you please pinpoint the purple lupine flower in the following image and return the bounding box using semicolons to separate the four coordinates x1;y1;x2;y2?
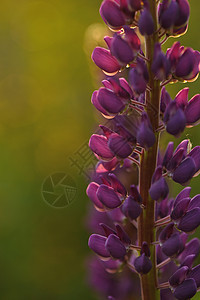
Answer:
86;0;200;299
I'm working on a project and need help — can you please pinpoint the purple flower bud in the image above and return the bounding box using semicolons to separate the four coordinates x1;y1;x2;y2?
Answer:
172;157;196;184
174;0;190;28
163;142;174;168
115;224;131;245
170;197;190;220
169;266;189;287
173;278;197;300
138;8;154;36
177;208;200;233
100;0;126;29
173;187;191;208
107;133;133;159
97;87;126;115
175;48;200;81
121;195;142;220
105;234;127;259
180;254;196;270
162;233;184;257
89;134;114;160
87;182;105;212
88;234;110;258
141;242;151;257
99;223;117;237
160;87;172;114
92;47;121;75
166;41;181;71
108;173;127;197
152;44;171;81
137;112;155;149
119;77;133;98
149;177;169;202
111;34;135;64
159;0;179;29
134;253;152;274
188;194;200;211
188;264;200;288
166;106;186;136
129;58;149;94
97;184;122;209
185;94;200;125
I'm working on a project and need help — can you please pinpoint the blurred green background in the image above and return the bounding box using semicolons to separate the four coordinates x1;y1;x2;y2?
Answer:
0;0;198;299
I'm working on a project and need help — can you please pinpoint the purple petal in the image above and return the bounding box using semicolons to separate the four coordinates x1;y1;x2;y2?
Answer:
172;157;196;184
178;238;200;262
105;234;126;260
177;208;200;233
89;134;114;160
97;184;122;209
169;266;189;287
86;182;105;212
98;87;125;114
91;90;109;116
173;278;197;300
162;233;183;257
167;148;185;171
159;0;179;29
170;197;190;220
175;48;196;79
188;194;200;210
159;222;175;243
180;254;196;270
108;133;133;159
149;177;169;201
111;34;134;64
92;47;121;75
188;146;200;172
88;234;110;258
115;224;131;245
160;86;172;114
108;173;127;196
174;187;191;208
137;121;155;149
99;223;116;237
129;185;143;203
175;87;189;108
185;94;200;125
174;0;190;27
163;141;174;168
166;108;186;136
141;242;151;257
188;264;200;288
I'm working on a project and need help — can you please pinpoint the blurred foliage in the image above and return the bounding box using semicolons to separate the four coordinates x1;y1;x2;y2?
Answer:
0;0;198;299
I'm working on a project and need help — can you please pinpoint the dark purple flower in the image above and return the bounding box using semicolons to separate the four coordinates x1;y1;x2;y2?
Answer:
134;253;152;274
129;58;149;94
177;208;200;233
92;47;121;75
97;184;122;209
100;0;126;29
173;278;197;300
138;8;154;36
88;234;110;259
121;195;142;220
169;266;189;287
137;112;155;149
152;43;171;81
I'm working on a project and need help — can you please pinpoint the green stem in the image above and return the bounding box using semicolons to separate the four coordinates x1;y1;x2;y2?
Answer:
138;1;161;299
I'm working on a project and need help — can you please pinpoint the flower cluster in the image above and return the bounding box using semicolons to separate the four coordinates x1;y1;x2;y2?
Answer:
86;0;200;299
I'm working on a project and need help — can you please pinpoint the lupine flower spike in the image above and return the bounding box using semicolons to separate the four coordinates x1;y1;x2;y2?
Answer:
86;0;200;299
